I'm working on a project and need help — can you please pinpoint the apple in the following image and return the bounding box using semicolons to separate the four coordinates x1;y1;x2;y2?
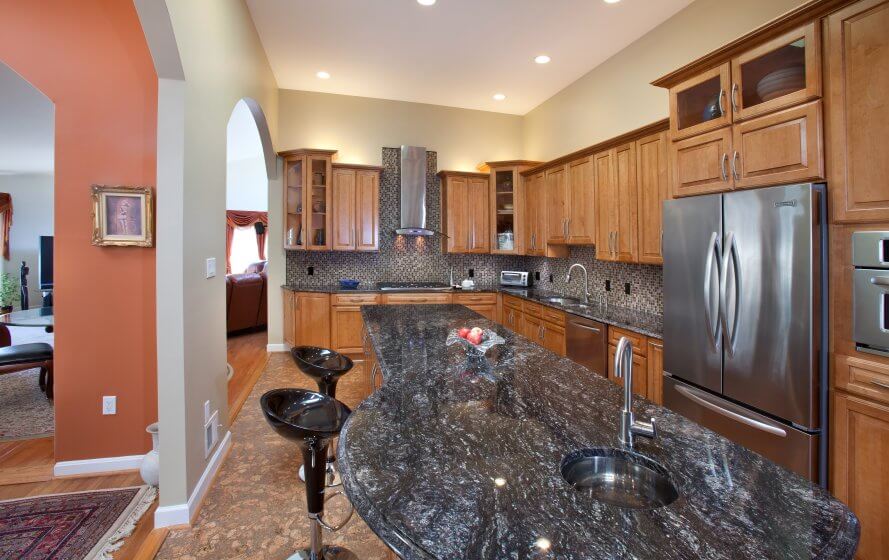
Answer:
469;327;484;339
457;327;471;339
467;328;485;345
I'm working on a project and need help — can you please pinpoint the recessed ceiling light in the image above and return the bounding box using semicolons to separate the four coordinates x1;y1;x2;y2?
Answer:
316;71;330;79
493;93;506;101
603;0;621;4
534;55;551;64
417;0;436;5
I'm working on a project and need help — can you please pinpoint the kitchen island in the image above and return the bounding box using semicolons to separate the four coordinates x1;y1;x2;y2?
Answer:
340;304;858;559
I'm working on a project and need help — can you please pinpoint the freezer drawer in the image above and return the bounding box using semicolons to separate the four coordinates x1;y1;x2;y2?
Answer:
664;376;818;482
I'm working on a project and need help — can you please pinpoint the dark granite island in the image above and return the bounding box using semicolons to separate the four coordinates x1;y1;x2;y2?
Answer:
339;304;858;559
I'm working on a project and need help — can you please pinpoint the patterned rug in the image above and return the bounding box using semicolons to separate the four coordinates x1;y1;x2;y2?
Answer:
0;486;156;559
0;368;54;441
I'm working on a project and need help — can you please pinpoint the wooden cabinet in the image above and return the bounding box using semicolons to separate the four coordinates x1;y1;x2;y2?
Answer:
669;64;732;141
544;159;595;246
486;161;540;255
608;343;648;398
636;132;669;264
501;295;524;332
331;167;356;251
835;354;889;407
826;0;889;223
670;127;734;197
440;171;490;254
331;165;381;251
281;149;337;250
831;392;889;559
524;172;546;256
282;291;330;348
454;292;498;322
595;143;638;262
331;293;380;355
545;166;568;244
521;301;566;355
732;101;823;189
381;293;452;305
647;338;664;405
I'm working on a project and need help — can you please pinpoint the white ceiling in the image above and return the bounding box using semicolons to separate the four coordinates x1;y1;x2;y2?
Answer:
0;62;54;175
247;0;692;115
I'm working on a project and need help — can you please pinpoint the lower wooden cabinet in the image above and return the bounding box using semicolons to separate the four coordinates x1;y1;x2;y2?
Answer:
502;303;523;332
331;294;381;355
831;391;889;559
521;306;566;356
381;293;452;305
608;343;648;398
606;326;663;402
454;293;498;322
647;338;664;405
282;290;330;348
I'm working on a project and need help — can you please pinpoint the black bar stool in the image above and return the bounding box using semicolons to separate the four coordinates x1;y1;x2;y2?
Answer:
291;347;354;484
261;388;357;560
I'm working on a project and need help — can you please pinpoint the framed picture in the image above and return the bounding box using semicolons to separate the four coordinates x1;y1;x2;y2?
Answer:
91;185;154;247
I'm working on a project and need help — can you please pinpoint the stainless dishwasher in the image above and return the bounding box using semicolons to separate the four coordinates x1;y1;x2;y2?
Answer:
566;315;607;378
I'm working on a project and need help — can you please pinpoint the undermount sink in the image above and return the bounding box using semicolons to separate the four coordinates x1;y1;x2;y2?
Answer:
540;297;579;305
561;448;679;510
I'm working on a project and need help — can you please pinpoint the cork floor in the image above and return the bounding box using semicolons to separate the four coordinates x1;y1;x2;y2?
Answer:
156;353;391;559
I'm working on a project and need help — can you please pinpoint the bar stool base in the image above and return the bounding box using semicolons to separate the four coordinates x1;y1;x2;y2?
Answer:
286;546;358;560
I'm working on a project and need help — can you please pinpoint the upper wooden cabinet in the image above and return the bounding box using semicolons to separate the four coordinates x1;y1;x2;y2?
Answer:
524;172;546;256
669;64;733;141
670;127;734;197
331;164;381;252
826;0;889;223
636;132;669;264
595;143;639;262
544;165;568;245
486;161;540;255
440;171;490;254
566;158;596;244
282;149;337;250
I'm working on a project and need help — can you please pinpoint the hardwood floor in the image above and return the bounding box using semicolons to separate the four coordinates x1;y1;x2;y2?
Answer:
0;437;54;485
227;330;269;424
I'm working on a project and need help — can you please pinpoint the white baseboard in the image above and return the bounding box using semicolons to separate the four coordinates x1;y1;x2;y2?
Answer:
154;430;232;528
267;343;288;352
53;454;144;477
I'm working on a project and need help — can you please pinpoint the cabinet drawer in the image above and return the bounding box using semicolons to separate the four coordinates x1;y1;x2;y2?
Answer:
542;307;565;326
835;354;889;405
332;293;380;306
502;294;524;310
382;293;452;305
608;326;648;356
522;300;544;318
454;292;498;305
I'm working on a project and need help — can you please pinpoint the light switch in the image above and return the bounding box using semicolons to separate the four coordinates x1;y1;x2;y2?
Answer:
206;257;216;278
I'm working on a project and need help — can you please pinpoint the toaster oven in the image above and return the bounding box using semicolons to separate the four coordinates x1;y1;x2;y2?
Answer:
500;270;531;287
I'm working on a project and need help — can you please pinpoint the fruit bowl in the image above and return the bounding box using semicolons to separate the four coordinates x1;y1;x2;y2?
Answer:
446;327;505;355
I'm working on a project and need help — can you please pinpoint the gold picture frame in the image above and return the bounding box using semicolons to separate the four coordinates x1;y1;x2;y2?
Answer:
90;185;154;247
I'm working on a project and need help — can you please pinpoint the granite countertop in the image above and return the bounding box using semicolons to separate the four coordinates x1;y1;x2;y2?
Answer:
282;283;663;338
339;304;858;560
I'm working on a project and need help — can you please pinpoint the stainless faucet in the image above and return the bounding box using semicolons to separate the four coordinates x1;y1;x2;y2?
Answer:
614;337;657;448
566;263;591;303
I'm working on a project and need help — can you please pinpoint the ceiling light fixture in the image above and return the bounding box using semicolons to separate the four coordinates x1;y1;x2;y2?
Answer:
534;55;551;64
493;93;506;101
316;71;330;79
603;0;621;4
417;0;436;5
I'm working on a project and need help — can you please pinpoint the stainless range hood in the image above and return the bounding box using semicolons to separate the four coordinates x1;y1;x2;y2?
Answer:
395;145;435;236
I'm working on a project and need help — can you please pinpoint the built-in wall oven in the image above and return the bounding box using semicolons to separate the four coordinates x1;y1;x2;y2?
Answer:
853;231;889;357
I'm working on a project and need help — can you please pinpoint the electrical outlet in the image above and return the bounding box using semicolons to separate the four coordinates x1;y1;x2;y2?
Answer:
102;396;117;415
549;274;554;283
307;266;314;276
605;280;612;292
534;271;540;281
205;258;216;279
624;282;631;295
468;268;474;278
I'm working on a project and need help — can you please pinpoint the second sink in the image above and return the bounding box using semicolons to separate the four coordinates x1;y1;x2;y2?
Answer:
561;448;679;510
540;297;580;305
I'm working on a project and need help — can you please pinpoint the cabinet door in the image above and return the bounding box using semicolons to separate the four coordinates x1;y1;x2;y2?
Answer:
567;158;595;244
647;338;664;405
669;63;732;141
826;0;889;223
502;305;523;332
284;157;305;249
524;173;542;256
523;313;543;343
444;176;469;253
636;132;669;265
331;305;365;354
731;22;821;122
614;142;639;263
332;168;356;250
831;392;889;559
491;168;520;254
670;127;734;198
608;344;649;398
283;289;295;346
545;166;568;244
594;150;617;261
466;305;498;322
541;321;566;356
295;293;330;348
468;177;490;253
306;157;332;250
732;100;823;190
356;170;379;251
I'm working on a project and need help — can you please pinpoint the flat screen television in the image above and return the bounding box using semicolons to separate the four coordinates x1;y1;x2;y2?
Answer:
39;235;53;290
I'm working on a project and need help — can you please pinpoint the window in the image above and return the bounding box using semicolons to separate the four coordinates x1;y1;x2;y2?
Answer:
229;226;260;274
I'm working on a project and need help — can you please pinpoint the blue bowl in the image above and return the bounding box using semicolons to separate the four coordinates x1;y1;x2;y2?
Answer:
339;279;360;290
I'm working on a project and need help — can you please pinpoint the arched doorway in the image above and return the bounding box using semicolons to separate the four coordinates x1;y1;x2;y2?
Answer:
224;98;276;422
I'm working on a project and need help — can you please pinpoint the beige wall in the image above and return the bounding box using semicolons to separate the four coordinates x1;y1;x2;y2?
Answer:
278;90;523;171
523;0;807;161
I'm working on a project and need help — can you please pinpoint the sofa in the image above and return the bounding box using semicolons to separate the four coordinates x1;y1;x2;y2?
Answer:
226;260;268;334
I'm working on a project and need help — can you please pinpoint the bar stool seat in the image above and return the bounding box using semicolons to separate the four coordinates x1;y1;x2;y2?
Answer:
291;347;353;399
261;388;356;560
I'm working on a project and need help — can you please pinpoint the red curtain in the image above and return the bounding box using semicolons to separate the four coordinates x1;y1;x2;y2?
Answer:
0;194;12;261
225;210;268;274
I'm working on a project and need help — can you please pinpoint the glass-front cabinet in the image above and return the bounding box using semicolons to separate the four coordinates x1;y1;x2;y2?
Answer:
281;149;336;251
486;161;540;255
669;64;732;141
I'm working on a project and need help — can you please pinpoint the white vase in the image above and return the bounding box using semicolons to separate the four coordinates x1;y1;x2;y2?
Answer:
140;422;160;487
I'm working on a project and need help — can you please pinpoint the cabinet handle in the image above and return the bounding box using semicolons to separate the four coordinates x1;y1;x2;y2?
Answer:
871;379;889;390
614;232;619;257
538;325;544;340
531;233;536;251
718;89;726;116
720;153;728;182
566;218;571;238
371;363;379;389
730;83;739;113
731;151;740;181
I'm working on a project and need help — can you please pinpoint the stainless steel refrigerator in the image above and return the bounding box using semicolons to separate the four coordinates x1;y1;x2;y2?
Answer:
663;183;827;484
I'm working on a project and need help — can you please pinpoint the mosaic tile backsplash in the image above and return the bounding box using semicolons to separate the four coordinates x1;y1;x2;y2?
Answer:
286;148;663;316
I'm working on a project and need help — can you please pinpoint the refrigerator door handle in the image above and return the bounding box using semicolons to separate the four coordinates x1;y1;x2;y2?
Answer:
703;231;722;350
674;384;788;438
720;231;741;355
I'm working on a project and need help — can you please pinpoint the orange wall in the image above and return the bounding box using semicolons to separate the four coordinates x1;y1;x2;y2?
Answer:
0;0;158;460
